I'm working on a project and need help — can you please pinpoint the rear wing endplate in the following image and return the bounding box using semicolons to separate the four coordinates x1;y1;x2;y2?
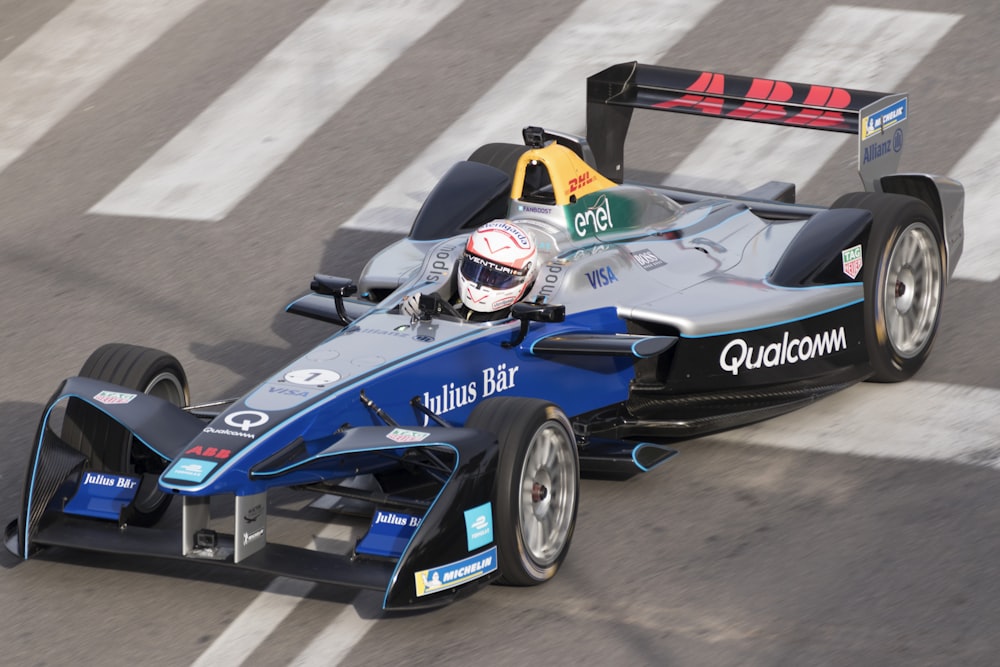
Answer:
586;61;907;191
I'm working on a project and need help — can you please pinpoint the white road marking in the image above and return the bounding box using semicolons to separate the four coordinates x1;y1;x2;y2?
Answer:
950;113;1000;282
289;591;383;667
0;0;206;175
89;0;462;222
707;381;1000;466
663;6;961;193
190;521;364;666
343;0;726;234
190;577;316;667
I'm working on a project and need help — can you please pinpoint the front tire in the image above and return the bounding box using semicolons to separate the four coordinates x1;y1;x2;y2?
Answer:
62;343;189;525
466;397;579;585
833;192;945;382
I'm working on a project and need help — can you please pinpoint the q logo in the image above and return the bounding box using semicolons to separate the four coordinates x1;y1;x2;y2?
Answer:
224;410;269;432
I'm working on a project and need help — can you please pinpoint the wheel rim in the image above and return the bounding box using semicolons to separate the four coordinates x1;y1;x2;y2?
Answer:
130;371;186;513
882;221;942;359
145;371;186;406
518;420;576;568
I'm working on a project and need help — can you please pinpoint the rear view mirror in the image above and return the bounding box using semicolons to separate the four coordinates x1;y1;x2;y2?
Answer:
511;301;566;323
504;301;566;348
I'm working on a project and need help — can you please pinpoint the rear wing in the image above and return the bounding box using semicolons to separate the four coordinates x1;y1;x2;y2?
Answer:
586;62;907;191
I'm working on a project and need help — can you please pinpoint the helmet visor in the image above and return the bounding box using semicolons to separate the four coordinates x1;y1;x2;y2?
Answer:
460;252;527;290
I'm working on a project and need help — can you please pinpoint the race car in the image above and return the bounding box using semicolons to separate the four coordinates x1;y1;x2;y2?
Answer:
6;62;964;610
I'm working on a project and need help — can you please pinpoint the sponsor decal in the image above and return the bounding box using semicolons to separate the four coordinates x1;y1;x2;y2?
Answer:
537;264;563;301
465;253;522;278
386;428;430;443
203;426;256;440
63;471;141;520
344;326;409;338
719;327;848;376
373;510;421;528
243;528;264;546
283;368;341;386
184;445;232;460
656;70;852;128
93;390;137;405
567;170;595;195
572;195;613;238
632;248;665;271
480;220;532;248
518;204;552;214
861;98;907;140
841;244;863;279
163;457;218;483
490;294;517;311
585;265;619;289
464;502;494;551
224;410;269;431
414;546;498;597
355;510;421;558
243;504;264;523
424;242;462;283
420;363;519;418
267;385;312;397
81;471;138;490
563;243;614;262
863;137;901;164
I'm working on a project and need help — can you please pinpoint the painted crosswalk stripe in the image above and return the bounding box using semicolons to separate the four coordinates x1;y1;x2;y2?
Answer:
90;0;463;222
0;0;206;175
950;113;1000;282
289;591;383;667
663;6;961;193
189;577;316;667
190;522;363;667
342;0;726;234
708;381;1000;468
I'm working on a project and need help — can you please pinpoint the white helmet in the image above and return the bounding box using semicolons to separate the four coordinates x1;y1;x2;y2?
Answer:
457;220;538;313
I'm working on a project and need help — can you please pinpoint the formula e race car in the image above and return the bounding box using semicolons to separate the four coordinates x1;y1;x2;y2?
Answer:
6;63;963;610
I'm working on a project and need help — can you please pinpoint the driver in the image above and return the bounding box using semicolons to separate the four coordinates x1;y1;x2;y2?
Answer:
404;220;539;321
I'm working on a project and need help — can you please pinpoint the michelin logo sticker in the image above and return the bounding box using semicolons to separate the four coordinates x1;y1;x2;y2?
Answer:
861;98;907;140
414;546;497;597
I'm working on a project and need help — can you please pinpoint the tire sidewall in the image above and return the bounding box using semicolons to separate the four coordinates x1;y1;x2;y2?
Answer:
843;194;946;382
72;344;188;524
468;398;580;586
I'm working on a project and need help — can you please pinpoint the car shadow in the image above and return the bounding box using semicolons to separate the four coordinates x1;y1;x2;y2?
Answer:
187;226;404;396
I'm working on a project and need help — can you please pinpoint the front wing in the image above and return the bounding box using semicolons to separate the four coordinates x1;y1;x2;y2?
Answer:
6;377;503;610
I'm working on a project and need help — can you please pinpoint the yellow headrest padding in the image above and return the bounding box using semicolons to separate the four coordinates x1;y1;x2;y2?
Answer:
510;143;616;206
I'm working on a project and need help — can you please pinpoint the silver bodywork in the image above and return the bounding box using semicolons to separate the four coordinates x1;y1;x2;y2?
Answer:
360;185;865;338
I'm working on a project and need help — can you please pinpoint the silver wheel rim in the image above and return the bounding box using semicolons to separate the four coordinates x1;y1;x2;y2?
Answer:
145;371;186;406
518;420;576;568
882;221;942;358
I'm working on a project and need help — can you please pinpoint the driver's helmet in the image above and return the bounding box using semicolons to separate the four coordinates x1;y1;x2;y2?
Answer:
457;220;538;313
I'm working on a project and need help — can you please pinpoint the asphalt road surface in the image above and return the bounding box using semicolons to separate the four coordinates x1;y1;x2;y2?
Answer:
1;1;998;665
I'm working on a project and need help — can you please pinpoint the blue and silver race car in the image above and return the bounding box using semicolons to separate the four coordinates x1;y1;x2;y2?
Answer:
6;62;963;610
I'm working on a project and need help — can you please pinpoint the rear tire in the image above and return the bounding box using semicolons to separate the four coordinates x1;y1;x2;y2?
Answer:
466;397;579;585
833;192;945;382
62;343;189;525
